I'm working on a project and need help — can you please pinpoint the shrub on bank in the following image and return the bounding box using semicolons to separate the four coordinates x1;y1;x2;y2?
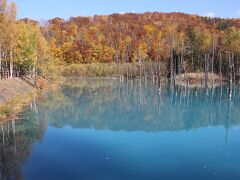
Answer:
62;62;167;78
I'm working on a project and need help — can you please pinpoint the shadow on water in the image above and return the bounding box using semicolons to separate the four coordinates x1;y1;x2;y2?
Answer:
0;78;240;179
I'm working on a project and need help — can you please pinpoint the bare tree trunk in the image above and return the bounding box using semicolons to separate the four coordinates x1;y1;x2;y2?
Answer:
157;44;161;82
143;63;147;82
229;52;233;100
204;54;209;89
33;61;36;84
232;52;236;85
116;54;121;81
211;41;215;87
126;59;129;81
219;52;222;85
10;17;14;79
138;50;142;79
158;61;161;85
198;55;200;72
114;55;118;77
151;59;154;81
170;49;174;88
236;53;239;83
10;49;13;79
180;41;184;75
0;44;1;80
4;53;7;79
191;51;194;71
179;42;184;84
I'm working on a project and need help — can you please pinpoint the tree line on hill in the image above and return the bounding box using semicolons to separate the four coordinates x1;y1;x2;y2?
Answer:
0;0;240;86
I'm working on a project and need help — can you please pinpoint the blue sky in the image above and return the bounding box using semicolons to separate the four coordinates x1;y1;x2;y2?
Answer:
13;0;240;21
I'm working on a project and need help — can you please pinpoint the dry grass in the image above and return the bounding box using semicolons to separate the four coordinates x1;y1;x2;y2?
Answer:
62;63;140;77
62;62;166;78
62;63;118;77
175;72;225;88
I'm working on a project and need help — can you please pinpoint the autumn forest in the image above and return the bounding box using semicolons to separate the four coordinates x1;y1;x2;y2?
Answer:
1;0;240;179
0;0;240;85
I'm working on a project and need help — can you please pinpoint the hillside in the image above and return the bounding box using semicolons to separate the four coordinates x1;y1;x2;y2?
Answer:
1;0;240;89
38;12;240;84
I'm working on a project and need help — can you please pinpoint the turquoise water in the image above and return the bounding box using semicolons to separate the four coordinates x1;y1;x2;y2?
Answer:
0;78;240;180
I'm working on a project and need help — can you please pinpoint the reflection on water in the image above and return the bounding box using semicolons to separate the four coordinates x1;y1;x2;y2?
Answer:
0;78;240;180
0;110;48;179
41;78;240;132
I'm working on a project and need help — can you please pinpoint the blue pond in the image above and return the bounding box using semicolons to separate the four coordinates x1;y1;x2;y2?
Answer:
0;78;240;180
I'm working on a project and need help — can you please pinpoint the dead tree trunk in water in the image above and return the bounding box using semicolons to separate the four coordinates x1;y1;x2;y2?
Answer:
118;56;121;80
211;41;215;87
204;54;209;89
116;54;120;80
179;41;184;83
158;61;161;90
138;50;142;80
151;59;154;82
157;44;161;83
170;49;174;88
126;60;129;81
229;52;233;100
219;52;223;85
191;51;194;71
0;45;1;80
125;45;130;80
236;53;239;83
232;52;236;85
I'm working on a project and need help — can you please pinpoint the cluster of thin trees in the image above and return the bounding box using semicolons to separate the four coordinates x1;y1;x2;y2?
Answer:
0;0;53;81
0;0;16;79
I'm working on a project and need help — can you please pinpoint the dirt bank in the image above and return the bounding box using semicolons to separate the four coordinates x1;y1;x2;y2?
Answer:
0;77;57;121
0;78;37;120
0;77;59;121
0;78;36;104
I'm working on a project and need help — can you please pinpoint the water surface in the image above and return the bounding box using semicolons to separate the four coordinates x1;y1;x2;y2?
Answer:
0;78;240;180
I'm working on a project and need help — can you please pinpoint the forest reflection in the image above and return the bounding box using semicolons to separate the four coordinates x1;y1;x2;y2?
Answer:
0;78;240;179
0;107;48;179
39;78;240;132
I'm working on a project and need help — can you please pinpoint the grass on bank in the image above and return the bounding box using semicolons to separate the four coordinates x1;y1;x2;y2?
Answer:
62;63;121;77
62;63;168;78
62;63;228;88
